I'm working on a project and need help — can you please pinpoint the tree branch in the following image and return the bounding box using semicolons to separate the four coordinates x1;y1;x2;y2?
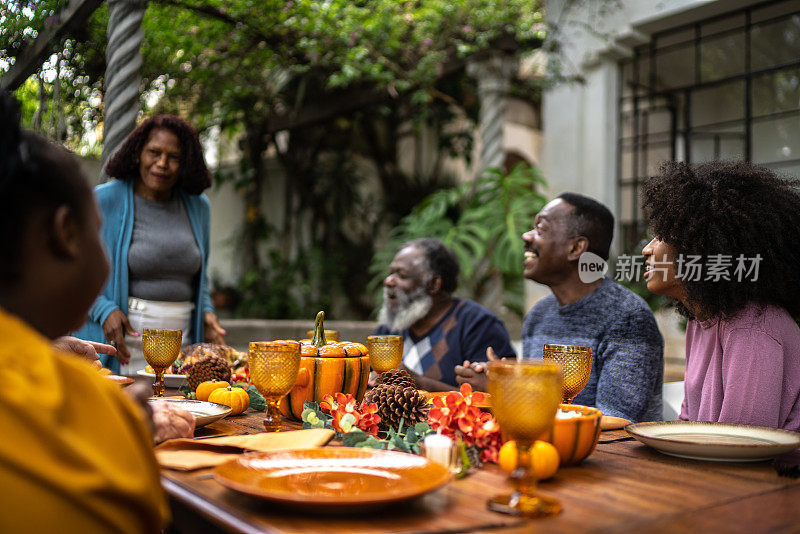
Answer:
152;0;303;58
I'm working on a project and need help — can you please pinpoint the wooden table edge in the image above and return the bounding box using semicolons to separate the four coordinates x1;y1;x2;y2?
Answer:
162;475;279;534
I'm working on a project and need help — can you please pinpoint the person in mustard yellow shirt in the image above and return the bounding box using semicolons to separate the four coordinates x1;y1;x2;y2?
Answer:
0;92;184;532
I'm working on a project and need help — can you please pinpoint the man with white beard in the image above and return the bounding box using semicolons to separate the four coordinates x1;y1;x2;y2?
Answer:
373;238;516;391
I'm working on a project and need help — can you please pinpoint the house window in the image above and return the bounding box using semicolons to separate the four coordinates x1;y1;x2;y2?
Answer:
617;0;800;252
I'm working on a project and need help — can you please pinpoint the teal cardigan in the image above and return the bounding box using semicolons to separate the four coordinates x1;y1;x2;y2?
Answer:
74;179;215;372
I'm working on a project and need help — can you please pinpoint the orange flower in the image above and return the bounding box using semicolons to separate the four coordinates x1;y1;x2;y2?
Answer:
426;383;502;462
319;393;381;436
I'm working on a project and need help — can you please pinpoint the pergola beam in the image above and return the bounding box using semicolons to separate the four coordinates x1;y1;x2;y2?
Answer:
0;0;104;91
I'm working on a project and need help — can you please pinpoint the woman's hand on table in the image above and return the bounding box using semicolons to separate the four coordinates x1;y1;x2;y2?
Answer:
204;311;226;345
102;309;138;365
53;336;116;369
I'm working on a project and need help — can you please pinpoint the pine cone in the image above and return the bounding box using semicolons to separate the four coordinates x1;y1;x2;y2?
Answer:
185;355;232;390
375;368;416;389
364;384;429;431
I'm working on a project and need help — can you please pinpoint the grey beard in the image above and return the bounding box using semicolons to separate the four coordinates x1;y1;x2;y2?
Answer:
378;289;433;332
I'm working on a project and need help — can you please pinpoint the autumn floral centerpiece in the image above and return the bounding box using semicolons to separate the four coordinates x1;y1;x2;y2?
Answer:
301;372;503;471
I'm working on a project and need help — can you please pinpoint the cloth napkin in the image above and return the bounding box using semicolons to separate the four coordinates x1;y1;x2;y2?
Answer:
155;428;335;471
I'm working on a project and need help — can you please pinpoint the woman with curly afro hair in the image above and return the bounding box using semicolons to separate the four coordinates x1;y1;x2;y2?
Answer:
73;115;226;374
641;160;800;430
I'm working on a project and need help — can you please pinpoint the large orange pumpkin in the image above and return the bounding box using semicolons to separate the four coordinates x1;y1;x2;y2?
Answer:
537;404;602;466
279;311;371;420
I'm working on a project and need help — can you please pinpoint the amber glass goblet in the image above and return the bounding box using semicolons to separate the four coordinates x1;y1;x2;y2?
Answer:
249;341;301;431
487;360;563;518
366;335;403;373
542;344;592;404
142;328;182;397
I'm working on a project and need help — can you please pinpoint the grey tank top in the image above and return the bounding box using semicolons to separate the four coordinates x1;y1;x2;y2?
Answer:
128;193;202;302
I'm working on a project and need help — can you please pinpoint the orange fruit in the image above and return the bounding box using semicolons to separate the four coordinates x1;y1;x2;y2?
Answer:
498;440;560;480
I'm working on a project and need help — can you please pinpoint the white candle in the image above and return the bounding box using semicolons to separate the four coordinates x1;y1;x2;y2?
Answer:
423;433;458;473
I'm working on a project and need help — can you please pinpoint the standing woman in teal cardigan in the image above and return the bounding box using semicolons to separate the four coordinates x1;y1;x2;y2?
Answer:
74;115;226;373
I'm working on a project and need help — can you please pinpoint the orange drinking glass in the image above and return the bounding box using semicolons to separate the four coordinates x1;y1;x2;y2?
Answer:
487;360;563;518
142;328;182;397
543;344;592;404
366;335;403;373
249;341;301;431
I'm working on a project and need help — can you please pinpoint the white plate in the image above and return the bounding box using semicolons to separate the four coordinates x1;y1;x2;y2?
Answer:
148;398;232;427
136;369;187;388
626;421;800;462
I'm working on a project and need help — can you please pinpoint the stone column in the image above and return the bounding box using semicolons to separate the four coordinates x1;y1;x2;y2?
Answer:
467;54;518;175
102;0;148;166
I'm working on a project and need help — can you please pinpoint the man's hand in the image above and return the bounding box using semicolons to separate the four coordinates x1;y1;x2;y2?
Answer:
204;311;227;345
102;309;138;365
53;336;116;369
125;382;195;444
150;402;195;444
455;346;501;391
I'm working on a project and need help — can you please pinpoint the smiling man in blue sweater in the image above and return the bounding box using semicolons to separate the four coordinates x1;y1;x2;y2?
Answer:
457;193;664;422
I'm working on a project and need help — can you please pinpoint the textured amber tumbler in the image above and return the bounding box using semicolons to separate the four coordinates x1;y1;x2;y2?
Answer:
543;344;592;404
249;341;301;431
487;360;562;518
366;335;403;373
142;328;182;397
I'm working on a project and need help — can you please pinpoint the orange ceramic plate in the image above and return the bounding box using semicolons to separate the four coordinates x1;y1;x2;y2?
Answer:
424;390;491;409
214;448;451;508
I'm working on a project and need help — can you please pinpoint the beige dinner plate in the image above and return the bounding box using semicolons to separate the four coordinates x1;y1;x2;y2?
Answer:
148;398;231;427
213;447;451;508
137;369;187;388
626;421;800;462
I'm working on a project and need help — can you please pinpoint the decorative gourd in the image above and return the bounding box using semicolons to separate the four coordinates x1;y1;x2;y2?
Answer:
498;440;560;480
208;386;250;415
279;311;371;421
196;380;230;401
538;404;602;466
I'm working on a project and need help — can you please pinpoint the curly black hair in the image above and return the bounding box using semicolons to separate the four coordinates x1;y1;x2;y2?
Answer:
104;115;211;195
642;160;800;319
404;238;460;294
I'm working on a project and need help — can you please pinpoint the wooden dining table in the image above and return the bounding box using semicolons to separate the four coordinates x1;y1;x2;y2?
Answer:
159;406;800;534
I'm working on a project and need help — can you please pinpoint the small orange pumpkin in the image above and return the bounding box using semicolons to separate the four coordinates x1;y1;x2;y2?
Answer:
196;380;230;401
279;311;370;420
208;386;250;415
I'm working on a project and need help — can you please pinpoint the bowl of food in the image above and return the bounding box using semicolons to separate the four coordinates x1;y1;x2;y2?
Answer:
538;404;602;466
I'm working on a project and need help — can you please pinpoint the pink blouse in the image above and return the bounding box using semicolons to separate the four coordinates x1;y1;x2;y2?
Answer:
681;302;800;430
